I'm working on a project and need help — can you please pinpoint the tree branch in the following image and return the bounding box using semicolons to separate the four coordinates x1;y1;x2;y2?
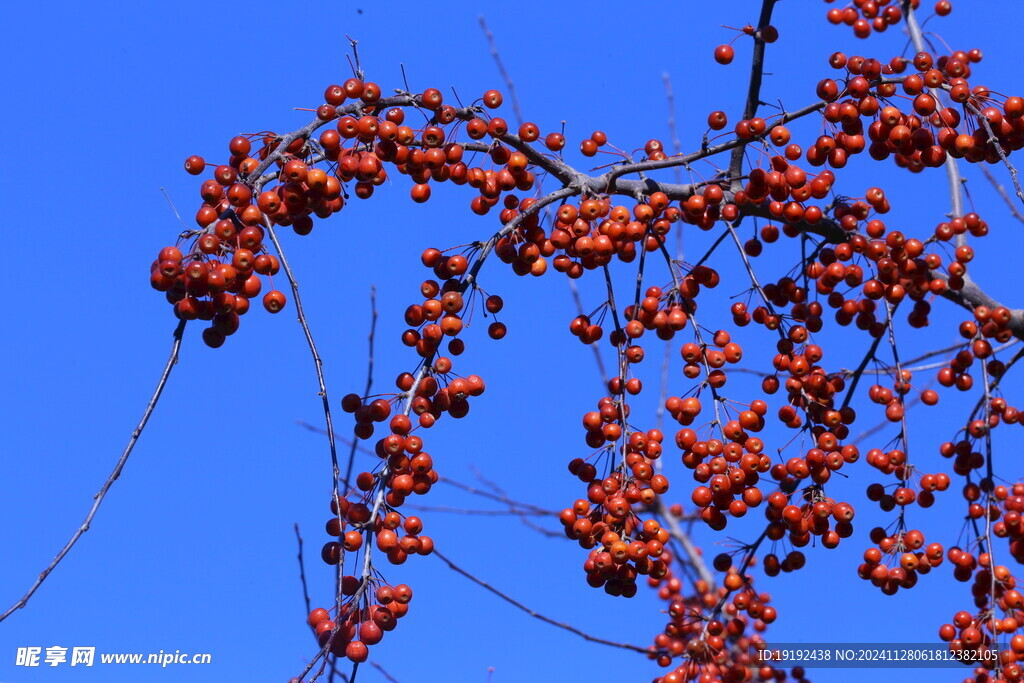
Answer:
432;548;650;654
0;320;187;623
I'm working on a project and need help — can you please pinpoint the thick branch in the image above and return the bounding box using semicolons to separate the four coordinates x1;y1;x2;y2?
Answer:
937;274;1024;339
729;0;780;176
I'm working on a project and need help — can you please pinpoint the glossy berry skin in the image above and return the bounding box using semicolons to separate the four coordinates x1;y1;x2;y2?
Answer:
263;290;286;313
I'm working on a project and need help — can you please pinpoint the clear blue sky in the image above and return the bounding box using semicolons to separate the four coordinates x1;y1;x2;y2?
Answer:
3;1;1024;681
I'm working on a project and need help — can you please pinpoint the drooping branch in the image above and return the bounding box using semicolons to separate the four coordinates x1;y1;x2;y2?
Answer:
370;661;400;683
432;548;650;654
263;217;344;524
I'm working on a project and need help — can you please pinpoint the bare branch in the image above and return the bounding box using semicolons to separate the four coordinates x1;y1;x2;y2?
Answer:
371;662;400;683
0;320;187;623
295;524;313;630
263;218;342;499
432;549;650;654
343;287;378;490
979;165;1024;225
568;278;609;384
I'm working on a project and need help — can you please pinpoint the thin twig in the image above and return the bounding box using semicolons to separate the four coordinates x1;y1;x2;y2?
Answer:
346;36;364;81
370;662;400;683
262;218;347;678
0;320;187;623
432;549;649;654
568;278;608;384
264;220;342;495
159;188;190;233
478;16;523;125
295;524;313;629
437;477;552;514
979;165;1024;225
343;287;378;490
401;504;553;517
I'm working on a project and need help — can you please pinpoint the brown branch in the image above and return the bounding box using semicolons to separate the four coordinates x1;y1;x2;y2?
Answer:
347;36;365;82
262;218;350;681
331;290;375;683
159;187;191;234
436;477;552;514
432;548;650;654
349;364;432;610
0;320;187;623
263;218;343;502
980;353;1001;676
883;303;912;499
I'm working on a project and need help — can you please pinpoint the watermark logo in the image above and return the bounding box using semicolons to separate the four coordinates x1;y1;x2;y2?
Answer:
15;647;209;667
749;643;1002;668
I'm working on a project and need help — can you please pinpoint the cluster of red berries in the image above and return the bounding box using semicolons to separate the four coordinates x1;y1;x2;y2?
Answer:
818;46;1024;172
149;239;285;348
934;306;1019;398
649;556;789;683
765;489;856;551
305;580;413;663
857;527;942;594
823;0;916;39
566;395;671;597
865;469;950;509
996;484;1024;564
936;553;1024;679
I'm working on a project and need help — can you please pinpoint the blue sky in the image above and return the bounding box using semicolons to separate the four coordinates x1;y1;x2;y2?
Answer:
3;1;1024;681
